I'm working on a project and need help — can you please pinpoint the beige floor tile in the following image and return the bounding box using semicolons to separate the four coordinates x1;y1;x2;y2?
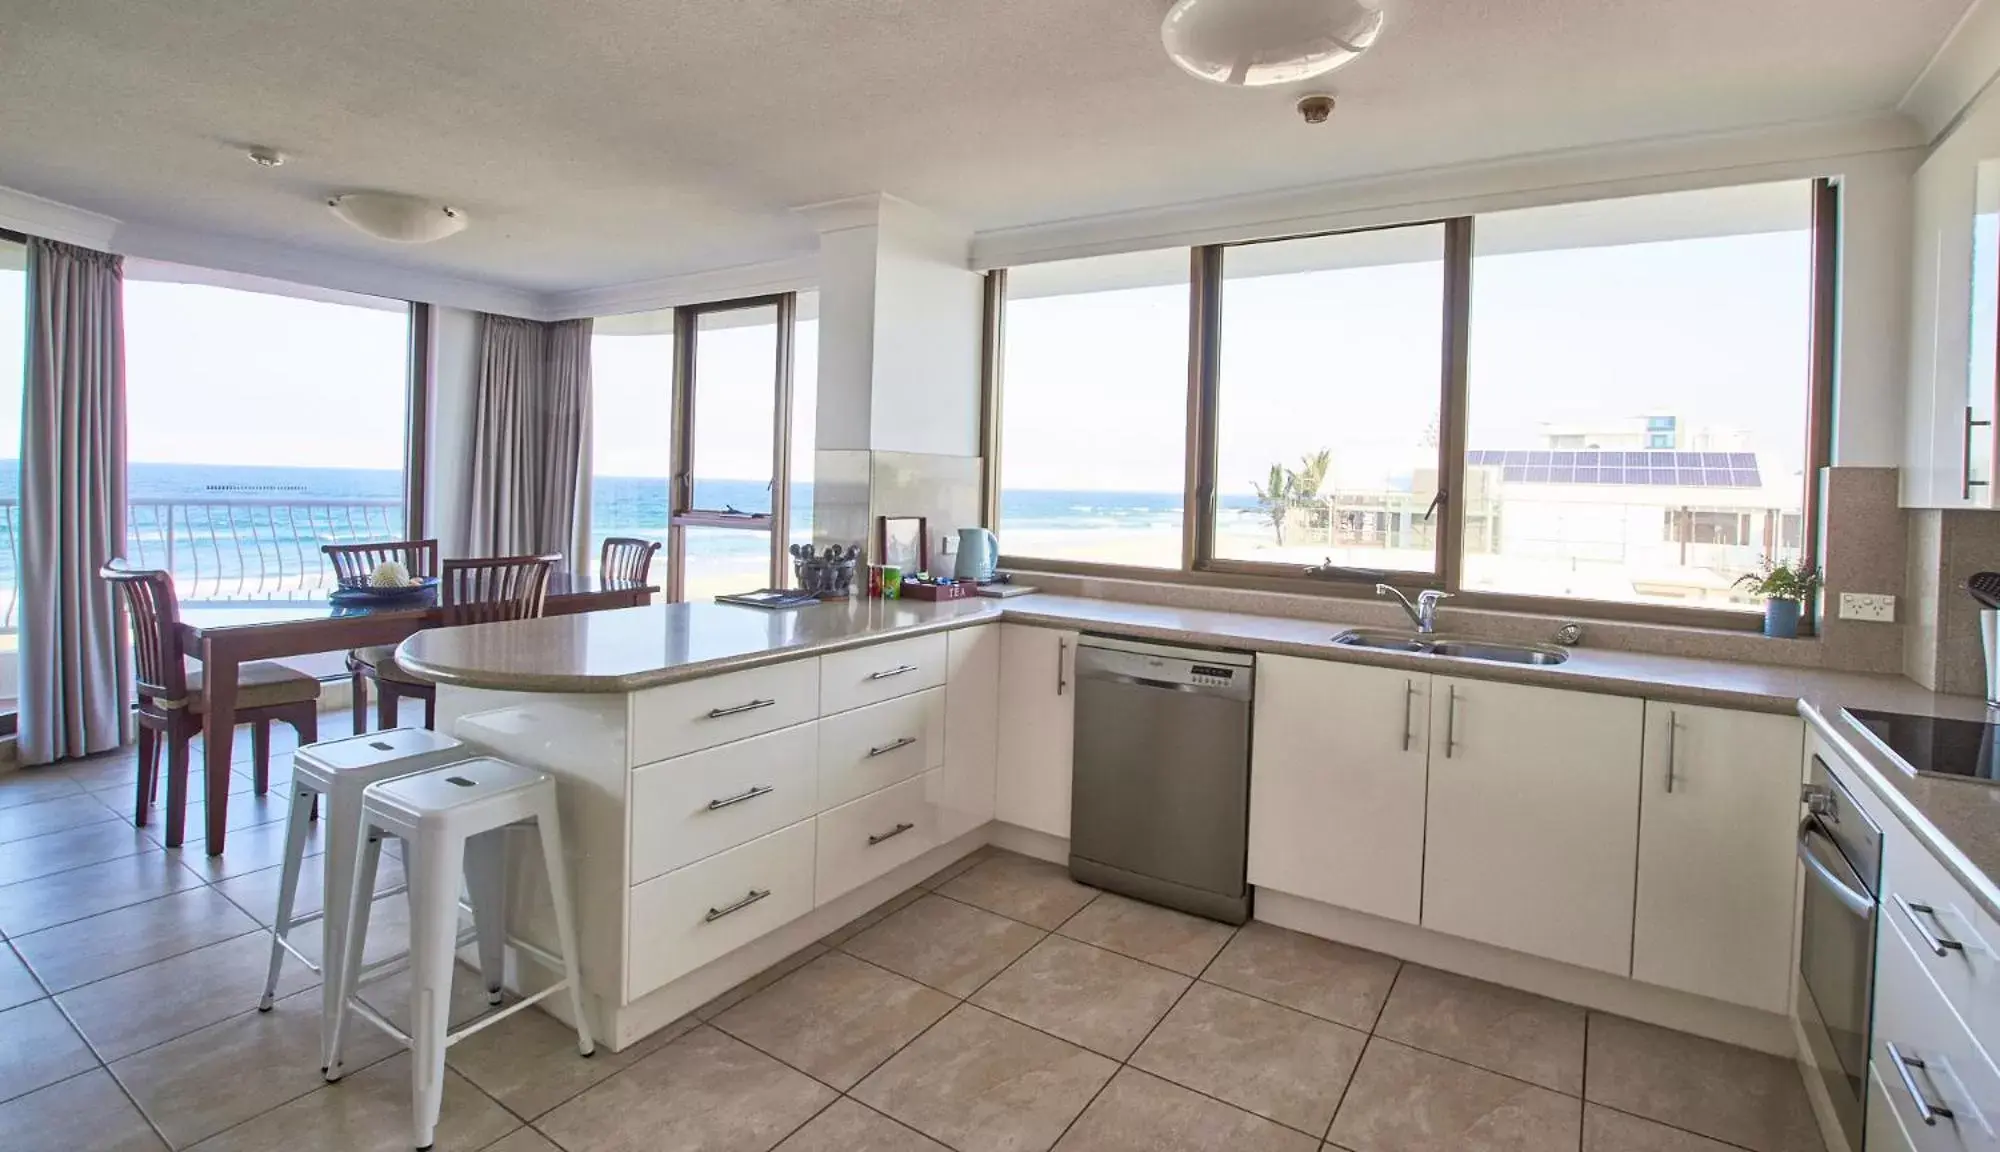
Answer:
971;935;1189;1060
1057;892;1237;977
0;792;120;845
0;999;98;1103
1131;980;1365;1136
716;951;954;1089
841;893;1044;997
480;1129;563;1152
937;852;1098;929
0;819;155;885
110;985;402;1148
854;1003;1117;1152
0;940;44;1010
915;848;991;891
695;942;830;1019
136;790;294;848
170;812;326;881
59;930;317;1062
819;886;928;949
1055;1067;1318;1152
0;770;85;811
537;1025;835;1152
186;1052;519;1152
450;998;694;1121
1202;922;1400;1030
0;849;207;936
61;751;146;790
1583;1104;1743;1151
1373;965;1586;1095
0;1068;167;1151
1328;1038;1581;1152
1584;1014;1820;1152
89;767;249;804
13;886;259;992
774;1098;947;1152
212;849;407;929
358;959;515;1040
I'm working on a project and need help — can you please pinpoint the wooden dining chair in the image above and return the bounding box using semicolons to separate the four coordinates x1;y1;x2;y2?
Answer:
352;553;559;731
328;539;440;736
101;563;321;848
599;537;661;586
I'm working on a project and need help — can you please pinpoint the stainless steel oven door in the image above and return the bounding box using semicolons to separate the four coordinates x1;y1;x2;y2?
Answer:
1796;814;1878;1151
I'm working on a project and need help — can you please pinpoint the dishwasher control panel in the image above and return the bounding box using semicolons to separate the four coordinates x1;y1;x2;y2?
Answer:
1189;664;1239;688
1074;637;1255;701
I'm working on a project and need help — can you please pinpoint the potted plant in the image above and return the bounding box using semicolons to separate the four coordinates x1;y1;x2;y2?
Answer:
1734;558;1822;639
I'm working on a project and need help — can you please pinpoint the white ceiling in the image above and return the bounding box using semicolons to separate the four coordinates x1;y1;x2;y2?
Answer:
0;0;1976;297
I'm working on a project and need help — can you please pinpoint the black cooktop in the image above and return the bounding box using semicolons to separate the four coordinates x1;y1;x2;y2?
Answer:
1845;707;2000;781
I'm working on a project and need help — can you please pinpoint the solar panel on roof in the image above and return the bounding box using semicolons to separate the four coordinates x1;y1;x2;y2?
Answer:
1729;452;1756;468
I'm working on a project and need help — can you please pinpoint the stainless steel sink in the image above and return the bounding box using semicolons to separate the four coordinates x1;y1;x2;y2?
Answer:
1330;629;1570;666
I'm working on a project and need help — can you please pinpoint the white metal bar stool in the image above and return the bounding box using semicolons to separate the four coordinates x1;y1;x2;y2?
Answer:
326;757;593;1152
260;728;469;1072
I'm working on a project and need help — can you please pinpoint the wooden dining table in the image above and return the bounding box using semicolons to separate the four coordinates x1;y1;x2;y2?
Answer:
180;572;653;855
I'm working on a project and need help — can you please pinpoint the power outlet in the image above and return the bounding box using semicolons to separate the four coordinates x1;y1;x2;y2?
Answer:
1838;592;1896;623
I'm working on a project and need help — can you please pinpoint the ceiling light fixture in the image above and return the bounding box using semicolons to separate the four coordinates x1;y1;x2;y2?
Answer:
326;192;467;244
246;147;286;168
1161;0;1383;87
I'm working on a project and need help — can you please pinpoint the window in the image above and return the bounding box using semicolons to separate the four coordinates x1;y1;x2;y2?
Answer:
1461;182;1815;609
1212;226;1446;576
0;238;22;701
790;293;819;565
997;249;1189;569
588;308;673;575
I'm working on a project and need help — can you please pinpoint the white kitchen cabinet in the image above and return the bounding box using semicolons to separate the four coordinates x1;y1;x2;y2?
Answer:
1249;654;1430;925
1630;702;1802;1012
940;623;1001;841
995;624;1077;839
1422;676;1645;975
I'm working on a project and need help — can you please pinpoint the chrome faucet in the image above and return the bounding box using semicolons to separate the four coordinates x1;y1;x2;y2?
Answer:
1377;584;1452;634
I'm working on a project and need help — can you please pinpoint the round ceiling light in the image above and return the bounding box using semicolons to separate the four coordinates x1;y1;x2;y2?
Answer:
1161;0;1384;87
326;192;467;244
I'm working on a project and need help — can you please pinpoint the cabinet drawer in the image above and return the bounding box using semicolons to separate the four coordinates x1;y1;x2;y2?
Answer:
820;634;947;715
1885;822;2000;1063
815;769;941;906
817;688;945;812
630;659;821;765
626;818;816;1003
1873;911;2000;1152
630;723;820;883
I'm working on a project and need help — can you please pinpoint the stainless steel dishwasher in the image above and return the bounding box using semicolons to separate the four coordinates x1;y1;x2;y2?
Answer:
1069;636;1254;924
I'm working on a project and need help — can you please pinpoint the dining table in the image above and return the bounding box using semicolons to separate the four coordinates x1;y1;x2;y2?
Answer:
180;571;654;855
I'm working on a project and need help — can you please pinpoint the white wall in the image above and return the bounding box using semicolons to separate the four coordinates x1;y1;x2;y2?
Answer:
868;209;982;458
427;306;481;556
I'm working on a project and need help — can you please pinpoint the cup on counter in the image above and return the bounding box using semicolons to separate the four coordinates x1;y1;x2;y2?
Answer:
882;566;903;599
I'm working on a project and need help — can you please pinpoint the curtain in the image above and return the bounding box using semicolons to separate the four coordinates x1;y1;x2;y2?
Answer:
19;239;129;765
465;315;592;558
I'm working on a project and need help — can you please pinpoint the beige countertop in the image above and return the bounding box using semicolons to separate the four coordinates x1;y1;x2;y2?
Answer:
400;591;2000;917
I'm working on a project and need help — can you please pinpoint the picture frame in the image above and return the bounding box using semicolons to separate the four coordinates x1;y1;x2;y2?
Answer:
877;515;929;574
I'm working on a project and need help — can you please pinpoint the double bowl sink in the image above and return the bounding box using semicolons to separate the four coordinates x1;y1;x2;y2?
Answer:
1330;628;1570;666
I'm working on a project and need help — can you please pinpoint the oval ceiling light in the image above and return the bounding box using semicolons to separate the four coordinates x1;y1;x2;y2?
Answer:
326;192;468;244
1161;0;1384;87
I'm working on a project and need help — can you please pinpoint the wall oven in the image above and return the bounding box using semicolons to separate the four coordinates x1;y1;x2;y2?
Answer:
1796;754;1883;1152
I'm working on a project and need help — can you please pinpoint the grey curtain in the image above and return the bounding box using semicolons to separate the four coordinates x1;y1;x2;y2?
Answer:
465;315;592;557
19;238;129;765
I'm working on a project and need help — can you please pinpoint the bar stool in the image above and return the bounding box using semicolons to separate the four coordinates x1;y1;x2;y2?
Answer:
326;757;593;1152
259;729;470;1070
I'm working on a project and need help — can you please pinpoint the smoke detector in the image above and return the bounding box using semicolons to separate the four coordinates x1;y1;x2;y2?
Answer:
1296;94;1335;124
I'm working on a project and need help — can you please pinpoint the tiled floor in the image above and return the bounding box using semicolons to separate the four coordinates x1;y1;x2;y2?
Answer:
0;739;1825;1152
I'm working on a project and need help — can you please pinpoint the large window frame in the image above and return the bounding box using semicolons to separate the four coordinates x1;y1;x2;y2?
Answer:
984;179;1838;631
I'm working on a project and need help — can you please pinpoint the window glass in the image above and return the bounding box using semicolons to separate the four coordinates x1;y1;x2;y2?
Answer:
682;525;769;602
1462;182;1813;608
999;249;1188;568
1213;226;1446;574
691;304;779;516
589;309;673;572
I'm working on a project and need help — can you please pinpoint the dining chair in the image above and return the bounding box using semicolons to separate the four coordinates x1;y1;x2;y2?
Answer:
599;537;662;586
351;553;560;731
328;539;440;737
100;563;322;848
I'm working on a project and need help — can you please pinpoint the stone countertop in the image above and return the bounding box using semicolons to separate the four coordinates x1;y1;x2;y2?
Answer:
400;590;2000;916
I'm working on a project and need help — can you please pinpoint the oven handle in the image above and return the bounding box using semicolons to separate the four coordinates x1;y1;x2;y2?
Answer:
1799;820;1875;917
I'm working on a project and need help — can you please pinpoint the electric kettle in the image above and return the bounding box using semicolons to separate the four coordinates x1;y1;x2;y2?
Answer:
953;527;998;582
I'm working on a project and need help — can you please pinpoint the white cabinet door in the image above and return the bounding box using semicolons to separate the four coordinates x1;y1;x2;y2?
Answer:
1422;676;1645;975
1248;654;1430;925
940;624;1000;841
995;624;1077;839
1631;702;1803;1012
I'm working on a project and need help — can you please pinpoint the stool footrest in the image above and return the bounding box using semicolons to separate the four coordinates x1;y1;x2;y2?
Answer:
342;978;574;1052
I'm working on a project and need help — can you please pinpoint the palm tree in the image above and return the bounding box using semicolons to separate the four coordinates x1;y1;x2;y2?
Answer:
1251;463;1296;545
1293;449;1331;499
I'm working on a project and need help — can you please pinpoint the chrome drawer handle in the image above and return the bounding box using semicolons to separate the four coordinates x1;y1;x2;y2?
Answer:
706;785;774;811
1887;1042;1955;1126
707;699;775;719
1896;895;1967;956
869;664;918;681
867;822;915;846
867;736;917;758
704;888;771;923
